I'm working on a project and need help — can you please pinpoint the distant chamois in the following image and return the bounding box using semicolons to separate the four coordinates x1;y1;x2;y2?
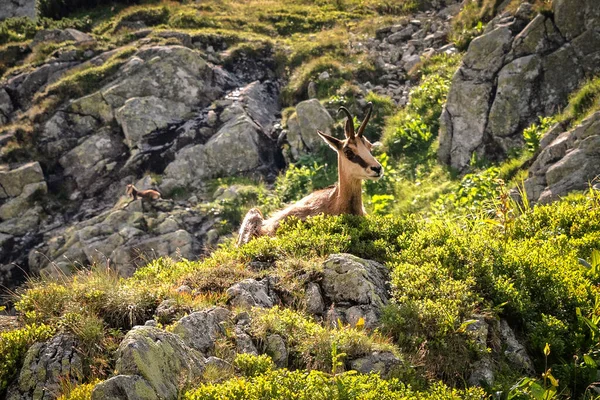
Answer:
237;102;383;246
126;184;161;201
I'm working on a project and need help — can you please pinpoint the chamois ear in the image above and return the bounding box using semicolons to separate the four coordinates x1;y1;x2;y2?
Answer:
317;130;342;151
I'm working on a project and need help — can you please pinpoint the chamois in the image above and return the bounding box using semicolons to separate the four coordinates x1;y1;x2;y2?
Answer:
126;184;161;201
237;102;383;246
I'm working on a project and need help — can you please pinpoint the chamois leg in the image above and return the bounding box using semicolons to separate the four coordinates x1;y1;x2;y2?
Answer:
237;208;264;246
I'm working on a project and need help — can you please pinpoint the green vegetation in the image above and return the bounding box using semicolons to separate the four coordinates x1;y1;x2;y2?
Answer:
0;324;55;392
523;116;557;153
251;307;396;372
185;369;486;400
559;76;600;125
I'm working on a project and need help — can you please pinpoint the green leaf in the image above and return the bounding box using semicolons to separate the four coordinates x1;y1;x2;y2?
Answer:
583;354;597;368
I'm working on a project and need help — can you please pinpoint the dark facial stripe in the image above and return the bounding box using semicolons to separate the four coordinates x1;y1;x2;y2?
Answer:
343;147;370;168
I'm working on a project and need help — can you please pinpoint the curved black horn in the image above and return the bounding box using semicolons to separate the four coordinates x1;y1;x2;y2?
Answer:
337;106;355;138
356;102;373;138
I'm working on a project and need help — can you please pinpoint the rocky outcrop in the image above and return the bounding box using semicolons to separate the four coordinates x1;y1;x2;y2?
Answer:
1;40;285;288
92;326;205;400
439;0;600;171
285;99;335;159
226;278;279;309
172;307;231;355
524;112;600;203
467;315;534;387
161;80;281;193
6;334;82;400
356;5;461;106
294;254;391;330
0;0;36;21
28;196;216;277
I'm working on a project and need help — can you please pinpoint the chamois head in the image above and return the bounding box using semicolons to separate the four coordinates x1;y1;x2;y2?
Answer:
126;184;134;196
317;102;383;181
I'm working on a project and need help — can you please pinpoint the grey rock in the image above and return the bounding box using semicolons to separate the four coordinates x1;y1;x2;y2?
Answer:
499;320;535;373
116;96;191;149
286;99;335;159
350;351;401;378
468;358;495;387
439;1;600;171
59;129;126;190
305;282;325;315
172;307;231;355
0;88;14;124
115;326;205;399
387;26;414;44
320;254;389;308
31;29;94;48
0;181;47;221
235;326;258;355
7;334;83;400
344;305;381;330
525;112;600;204
92;375;158;400
226;278;276;309
0;0;35;20
265;334;288;368
0;162;44;199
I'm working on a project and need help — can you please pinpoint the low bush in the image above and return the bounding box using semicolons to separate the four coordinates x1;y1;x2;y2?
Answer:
0;324;55;393
185;369;486;400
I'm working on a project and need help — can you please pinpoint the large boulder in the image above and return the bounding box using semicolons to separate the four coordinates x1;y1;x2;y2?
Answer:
524;112;600;203
314;254;390;329
161;81;280;193
6;334;83;400
102;326;205;400
172;307;232;355
0;0;35;21
439;0;600;171
286;99;335;159
0;162;45;199
226;278;277;309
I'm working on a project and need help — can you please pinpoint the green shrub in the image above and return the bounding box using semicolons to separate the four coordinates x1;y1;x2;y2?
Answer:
57;379;101;400
250;306;396;372
168;10;219;29
185;369;486;400
523;116;556;153
382;63;455;159
233;353;275;377
0;16;92;45
560;76;600;124
282;56;347;106
0;324;55;393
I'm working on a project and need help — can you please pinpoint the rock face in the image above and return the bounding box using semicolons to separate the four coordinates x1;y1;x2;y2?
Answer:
0;0;36;21
524;112;600;203
439;0;600;171
0;41;285;289
302;254;390;330
92;326;205;400
172;307;232;355
285;99;335;159
7;334;83;400
226;278;278;309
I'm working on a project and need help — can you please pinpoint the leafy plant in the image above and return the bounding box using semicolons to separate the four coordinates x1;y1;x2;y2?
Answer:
523;116;557;153
0;324;55;393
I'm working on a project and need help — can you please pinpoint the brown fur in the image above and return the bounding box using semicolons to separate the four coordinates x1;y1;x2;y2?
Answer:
237;103;382;246
126;184;161;201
